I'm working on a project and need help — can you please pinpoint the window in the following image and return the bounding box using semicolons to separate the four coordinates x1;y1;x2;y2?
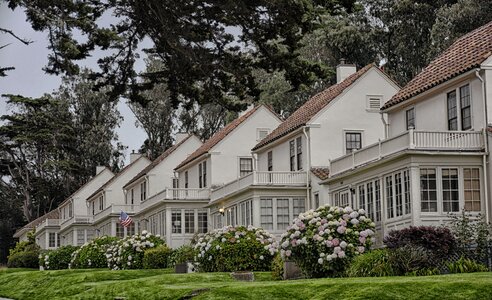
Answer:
226;206;236;226
49;233;56;248
185;210;195;233
199;163;202;188
240;200;253;226
386;175;394;219
447;91;458;130
334;190;350;207
130;189;135;205
420;168;437;212
91;201;95;215
395;173;403;217
406;108;415;130
293;198;305;218
173;178;179;188
345;132;362;154
184;171;189;188
296;137;303;170
140;181;147;201
240;158;253;176
214;214;223;229
289;140;295;171
442;168;459;212
172;210;182;233
127;222;135;236
199;162;207;188
68;202;73;218
116;223;124;238
276;199;290;230
366;182;374;221
375;180;381;222
404;170;411;214
464;168;481;211
260;198;273;230
358;185;365;211
198;212;208;233
314;193;320;209
267;151;273;171
203;161;207;188
460;85;471;130
98;195;104;211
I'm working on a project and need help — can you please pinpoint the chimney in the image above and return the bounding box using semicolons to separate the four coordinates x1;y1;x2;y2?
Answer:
130;150;142;163
336;59;357;83
239;104;255;117
175;132;189;144
96;166;106;174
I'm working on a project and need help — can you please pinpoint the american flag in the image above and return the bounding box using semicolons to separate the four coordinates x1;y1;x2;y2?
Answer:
119;211;133;227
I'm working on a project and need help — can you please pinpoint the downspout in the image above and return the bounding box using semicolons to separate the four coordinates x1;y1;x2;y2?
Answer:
476;69;489;223
380;112;389;139
303;126;311;209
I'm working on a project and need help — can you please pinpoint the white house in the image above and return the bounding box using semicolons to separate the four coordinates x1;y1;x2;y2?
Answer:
323;21;492;243
122;134;203;248
13;209;60;249
57;167;115;247
209;63;400;236
89;154;151;239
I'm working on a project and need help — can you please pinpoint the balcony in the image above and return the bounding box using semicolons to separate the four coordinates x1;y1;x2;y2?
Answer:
210;171;308;202
139;188;211;212
36;219;60;232
93;204;137;224
60;215;93;231
330;130;485;177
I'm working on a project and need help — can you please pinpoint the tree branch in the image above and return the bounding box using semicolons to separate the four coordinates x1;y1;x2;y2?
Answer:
0;28;32;45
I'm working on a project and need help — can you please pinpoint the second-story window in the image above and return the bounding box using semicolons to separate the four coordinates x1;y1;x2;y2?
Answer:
289;140;295;171
267;151;273;171
448;84;472;131
345;132;362;154
68;202;73;218
447;90;458;130
296;136;302;170
185;171;189;188
140;181;147;201
460;85;471;130
240;158;253;176
91;201;95;215
130;189;134;205
406;108;415;130
198;161;207;188
98;195;104;211
199;163;202;188
289;137;303;171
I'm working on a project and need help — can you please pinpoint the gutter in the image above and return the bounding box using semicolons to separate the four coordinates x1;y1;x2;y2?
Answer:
476;69;490;223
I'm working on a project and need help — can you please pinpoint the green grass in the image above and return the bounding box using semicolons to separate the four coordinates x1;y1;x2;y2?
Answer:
0;269;491;299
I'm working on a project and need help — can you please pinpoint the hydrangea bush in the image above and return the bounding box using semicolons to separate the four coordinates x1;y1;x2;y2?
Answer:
194;225;278;272
39;245;79;270
70;236;120;269
279;205;376;278
106;231;165;270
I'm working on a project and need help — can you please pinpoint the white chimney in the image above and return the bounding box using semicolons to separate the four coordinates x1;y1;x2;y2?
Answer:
336;59;357;83
239;104;255;117
96;166;106;174
130;150;142;163
175;132;189;144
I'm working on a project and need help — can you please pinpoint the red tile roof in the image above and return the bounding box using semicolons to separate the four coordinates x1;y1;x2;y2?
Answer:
311;167;330;180
382;21;492;110
14;209;60;235
123;135;196;189
252;64;375;151
175;105;268;170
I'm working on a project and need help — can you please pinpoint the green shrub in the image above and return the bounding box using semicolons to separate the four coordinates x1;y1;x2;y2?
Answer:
347;249;394;277
446;256;489;274
169;245;196;266
271;254;284;280
40;246;79;270
195;226;278;272
7;251;39;268
388;245;435;275
71;236;120;269
143;245;172;269
9;241;39;257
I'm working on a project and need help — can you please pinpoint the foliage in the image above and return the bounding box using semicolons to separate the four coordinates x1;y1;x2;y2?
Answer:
6;250;39;269
70;236;120;269
279;205;376;278
106;231;165;270
384;226;457;262
169;245;196;266
8;239;39;258
143;245;173;269
194;225;278;272
446;256;489;274
39;246;79;270
387;245;437;275
347;249;394;277
271;254;285;280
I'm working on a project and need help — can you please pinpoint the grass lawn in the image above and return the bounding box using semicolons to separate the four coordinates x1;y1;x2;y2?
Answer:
0;268;491;300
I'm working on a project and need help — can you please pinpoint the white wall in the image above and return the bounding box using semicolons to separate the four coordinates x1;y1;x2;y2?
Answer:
256;132;305;172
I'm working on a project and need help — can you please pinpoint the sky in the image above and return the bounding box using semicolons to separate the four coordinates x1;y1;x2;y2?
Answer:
0;4;147;164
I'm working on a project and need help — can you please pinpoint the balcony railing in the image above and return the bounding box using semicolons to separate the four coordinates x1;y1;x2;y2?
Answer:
60;215;93;230
36;218;60;231
210;171;308;202
139;188;211;211
93;204;137;223
330;129;485;177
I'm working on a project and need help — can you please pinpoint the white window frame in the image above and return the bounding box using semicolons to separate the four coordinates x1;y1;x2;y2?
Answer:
289;136;303;171
238;157;254;177
446;82;473;131
344;130;364;154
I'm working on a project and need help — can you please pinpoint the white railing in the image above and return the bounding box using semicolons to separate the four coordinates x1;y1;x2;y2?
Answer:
139;188;211;211
60;215;93;230
211;171;308;202
330;129;485;177
93;204;137;223
36;218;60;231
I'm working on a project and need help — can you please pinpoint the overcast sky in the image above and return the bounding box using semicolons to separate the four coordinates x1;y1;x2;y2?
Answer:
0;4;147;164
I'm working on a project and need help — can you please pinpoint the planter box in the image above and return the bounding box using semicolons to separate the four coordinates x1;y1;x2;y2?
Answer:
175;263;188;273
283;261;304;280
230;271;254;282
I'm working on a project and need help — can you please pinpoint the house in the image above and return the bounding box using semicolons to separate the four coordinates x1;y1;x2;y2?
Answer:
323;21;492;243
157;105;282;247
57;167;115;246
89;154;151;239
13;209;60;249
122;134;202;247
209;63;400;236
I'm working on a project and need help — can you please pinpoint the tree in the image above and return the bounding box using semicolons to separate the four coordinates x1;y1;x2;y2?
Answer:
4;0;356;109
0;27;32;77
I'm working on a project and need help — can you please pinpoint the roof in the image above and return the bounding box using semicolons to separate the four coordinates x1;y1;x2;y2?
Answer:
252;64;375;151
175;105;269;170
58;167;113;207
87;156;149;201
382;21;492;110
123;135;195;189
14;209;60;236
311;167;330;180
